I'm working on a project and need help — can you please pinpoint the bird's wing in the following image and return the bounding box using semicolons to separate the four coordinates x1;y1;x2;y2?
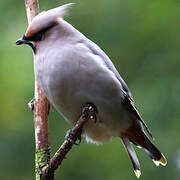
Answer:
84;39;133;99
122;95;153;139
84;39;153;139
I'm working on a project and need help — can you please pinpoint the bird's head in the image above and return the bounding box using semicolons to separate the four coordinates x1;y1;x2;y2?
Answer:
16;3;74;53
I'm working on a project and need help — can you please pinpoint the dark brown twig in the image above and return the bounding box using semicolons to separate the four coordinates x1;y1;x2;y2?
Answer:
41;105;95;180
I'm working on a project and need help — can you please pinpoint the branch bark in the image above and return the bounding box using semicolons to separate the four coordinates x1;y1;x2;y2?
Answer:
41;105;95;179
24;1;51;180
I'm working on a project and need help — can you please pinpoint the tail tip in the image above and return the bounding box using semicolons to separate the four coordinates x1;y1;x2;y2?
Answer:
134;169;141;178
152;154;167;166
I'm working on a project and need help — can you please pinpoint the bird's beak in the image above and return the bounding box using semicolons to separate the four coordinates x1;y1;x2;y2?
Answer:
16;35;29;45
16;35;36;53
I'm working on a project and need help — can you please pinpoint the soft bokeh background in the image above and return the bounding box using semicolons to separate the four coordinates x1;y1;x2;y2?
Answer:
0;0;180;179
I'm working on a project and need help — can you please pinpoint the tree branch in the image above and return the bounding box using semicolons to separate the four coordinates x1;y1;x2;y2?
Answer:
41;105;95;179
25;0;39;23
24;1;51;180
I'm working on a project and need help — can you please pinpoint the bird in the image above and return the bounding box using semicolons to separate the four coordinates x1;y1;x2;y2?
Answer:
16;3;167;178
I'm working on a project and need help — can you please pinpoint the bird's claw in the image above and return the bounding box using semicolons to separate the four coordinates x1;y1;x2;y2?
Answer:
90;111;98;123
82;103;98;123
65;129;81;145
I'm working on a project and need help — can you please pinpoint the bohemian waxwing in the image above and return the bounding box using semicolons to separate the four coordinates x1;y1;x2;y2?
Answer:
16;3;167;178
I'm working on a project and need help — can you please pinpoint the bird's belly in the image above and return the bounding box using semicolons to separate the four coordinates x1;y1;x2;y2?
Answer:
35;55;132;143
45;83;132;144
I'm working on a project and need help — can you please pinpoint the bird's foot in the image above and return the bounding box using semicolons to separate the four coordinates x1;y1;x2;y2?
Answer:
82;103;98;123
65;129;81;145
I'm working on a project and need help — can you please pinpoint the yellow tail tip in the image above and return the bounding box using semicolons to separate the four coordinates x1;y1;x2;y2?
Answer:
152;154;167;166
134;169;141;178
160;154;167;166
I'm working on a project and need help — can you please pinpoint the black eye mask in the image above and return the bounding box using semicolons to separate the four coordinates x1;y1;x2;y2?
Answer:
16;22;57;54
25;22;57;42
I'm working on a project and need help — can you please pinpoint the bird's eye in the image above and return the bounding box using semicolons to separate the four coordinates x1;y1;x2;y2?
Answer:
28;32;43;42
26;22;56;42
26;27;50;42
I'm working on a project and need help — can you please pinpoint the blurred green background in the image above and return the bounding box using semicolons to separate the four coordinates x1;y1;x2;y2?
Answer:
0;0;180;179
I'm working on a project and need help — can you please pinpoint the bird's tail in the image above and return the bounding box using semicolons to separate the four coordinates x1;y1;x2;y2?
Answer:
121;137;141;178
121;123;167;178
139;133;167;167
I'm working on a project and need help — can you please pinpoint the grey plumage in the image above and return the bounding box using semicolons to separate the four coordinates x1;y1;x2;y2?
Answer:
16;3;167;178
